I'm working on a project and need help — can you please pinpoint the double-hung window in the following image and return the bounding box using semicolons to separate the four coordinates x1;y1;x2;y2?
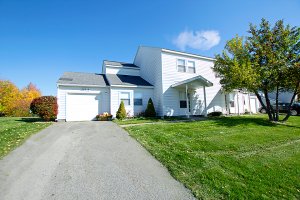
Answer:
134;93;143;106
187;61;196;73
177;59;186;72
177;59;196;73
120;92;130;106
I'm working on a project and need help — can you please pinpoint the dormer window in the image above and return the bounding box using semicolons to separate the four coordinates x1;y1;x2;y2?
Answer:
177;59;196;73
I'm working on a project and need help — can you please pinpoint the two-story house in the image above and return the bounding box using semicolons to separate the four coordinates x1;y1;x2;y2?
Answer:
57;46;260;121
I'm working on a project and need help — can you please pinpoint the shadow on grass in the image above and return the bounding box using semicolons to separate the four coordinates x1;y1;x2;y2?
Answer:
205;116;300;129
15;117;46;123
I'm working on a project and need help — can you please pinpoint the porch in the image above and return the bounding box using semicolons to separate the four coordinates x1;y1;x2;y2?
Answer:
171;75;213;117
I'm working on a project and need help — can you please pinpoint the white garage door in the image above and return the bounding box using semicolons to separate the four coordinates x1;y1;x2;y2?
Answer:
66;93;100;121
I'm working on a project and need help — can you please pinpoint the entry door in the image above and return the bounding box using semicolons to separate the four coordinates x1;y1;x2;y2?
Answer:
179;92;191;115
66;93;100;121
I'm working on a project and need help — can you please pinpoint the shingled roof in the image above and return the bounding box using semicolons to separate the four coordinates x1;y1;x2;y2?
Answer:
104;60;139;68
57;72;108;86
57;72;152;87
105;74;153;87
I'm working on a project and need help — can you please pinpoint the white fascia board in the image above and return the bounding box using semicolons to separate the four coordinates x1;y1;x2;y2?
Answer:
57;83;107;88
161;49;216;61
105;65;140;70
110;85;154;89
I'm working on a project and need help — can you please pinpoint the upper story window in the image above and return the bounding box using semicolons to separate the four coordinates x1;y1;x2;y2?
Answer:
177;59;196;73
120;92;130;106
177;59;186;72
134;93;143;106
187;61;196;73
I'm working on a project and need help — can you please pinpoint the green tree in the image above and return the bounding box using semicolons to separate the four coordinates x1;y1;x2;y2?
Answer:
116;101;126;119
213;19;300;122
145;98;156;117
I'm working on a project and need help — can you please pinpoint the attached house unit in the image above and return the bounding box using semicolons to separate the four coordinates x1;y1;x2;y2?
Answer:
57;46;260;121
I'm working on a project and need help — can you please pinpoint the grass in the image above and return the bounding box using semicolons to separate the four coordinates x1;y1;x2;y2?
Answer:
125;115;300;199
113;116;188;125
0;117;52;159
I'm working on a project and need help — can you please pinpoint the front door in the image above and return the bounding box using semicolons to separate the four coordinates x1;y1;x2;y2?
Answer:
179;91;191;116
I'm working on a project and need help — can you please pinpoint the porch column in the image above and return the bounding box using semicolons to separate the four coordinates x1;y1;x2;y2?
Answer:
237;91;240;115
186;84;190;118
248;93;252;115
203;86;207;117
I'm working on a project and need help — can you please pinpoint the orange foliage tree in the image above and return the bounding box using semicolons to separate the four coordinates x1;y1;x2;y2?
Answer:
0;80;41;117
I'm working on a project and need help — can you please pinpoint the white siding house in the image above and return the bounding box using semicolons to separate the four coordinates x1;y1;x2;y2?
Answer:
57;46;259;121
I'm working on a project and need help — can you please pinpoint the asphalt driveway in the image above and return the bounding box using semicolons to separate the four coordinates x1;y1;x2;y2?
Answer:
0;122;195;200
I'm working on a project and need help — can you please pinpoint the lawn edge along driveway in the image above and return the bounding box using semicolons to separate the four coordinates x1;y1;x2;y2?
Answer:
0;117;52;159
124;115;300;199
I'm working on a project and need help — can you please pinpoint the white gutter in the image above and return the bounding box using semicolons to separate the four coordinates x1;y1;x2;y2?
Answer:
162;49;216;61
110;85;154;88
57;83;107;88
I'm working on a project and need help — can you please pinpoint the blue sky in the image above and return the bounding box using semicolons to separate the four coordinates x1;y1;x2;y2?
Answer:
1;0;299;95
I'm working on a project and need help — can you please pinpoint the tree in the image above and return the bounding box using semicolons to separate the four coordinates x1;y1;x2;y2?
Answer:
30;96;58;121
0;80;21;116
116;101;126;119
16;83;42;117
213;19;300;122
145;98;156;117
0;81;42;117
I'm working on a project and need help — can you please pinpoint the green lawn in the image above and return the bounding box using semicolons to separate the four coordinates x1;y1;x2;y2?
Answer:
114;116;187;125
0;117;52;158
125;115;300;199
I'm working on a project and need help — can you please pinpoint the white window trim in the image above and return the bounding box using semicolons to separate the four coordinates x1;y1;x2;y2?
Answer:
177;59;186;73
187;61;196;73
176;59;196;74
119;91;131;106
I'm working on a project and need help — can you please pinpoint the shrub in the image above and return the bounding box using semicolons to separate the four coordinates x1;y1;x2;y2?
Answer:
207;111;223;117
30;96;58;121
116;101;126;120
145;98;156;117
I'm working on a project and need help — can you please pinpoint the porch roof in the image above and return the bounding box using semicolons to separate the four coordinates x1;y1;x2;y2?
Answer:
171;75;213;89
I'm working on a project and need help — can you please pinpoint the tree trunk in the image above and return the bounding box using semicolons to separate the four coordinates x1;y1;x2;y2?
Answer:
254;90;273;121
282;82;300;122
263;90;274;121
275;85;279;121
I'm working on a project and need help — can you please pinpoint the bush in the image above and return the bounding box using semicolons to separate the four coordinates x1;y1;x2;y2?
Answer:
207;111;223;117
116;101;126;120
30;96;58;121
145;98;156;117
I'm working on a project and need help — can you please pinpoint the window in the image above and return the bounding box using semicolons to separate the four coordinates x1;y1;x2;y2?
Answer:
187;61;196;73
120;92;130;106
177;59;196;73
180;101;187;108
230;100;235;107
177;59;186;72
134;93;143;106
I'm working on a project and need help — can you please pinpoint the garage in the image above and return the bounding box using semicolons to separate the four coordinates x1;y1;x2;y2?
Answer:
66;93;100;121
